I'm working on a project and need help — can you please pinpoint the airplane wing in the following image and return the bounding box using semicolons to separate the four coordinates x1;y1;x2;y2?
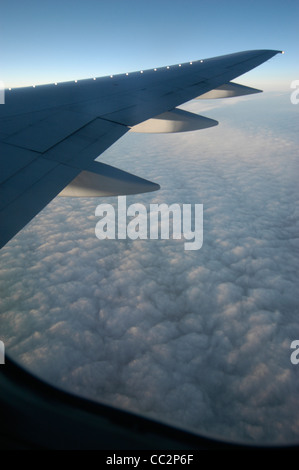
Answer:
0;49;281;248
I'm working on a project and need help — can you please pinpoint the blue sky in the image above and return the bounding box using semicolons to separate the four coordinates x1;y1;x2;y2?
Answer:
1;0;298;89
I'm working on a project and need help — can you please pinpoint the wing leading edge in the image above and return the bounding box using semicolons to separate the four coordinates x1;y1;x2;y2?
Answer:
0;50;282;248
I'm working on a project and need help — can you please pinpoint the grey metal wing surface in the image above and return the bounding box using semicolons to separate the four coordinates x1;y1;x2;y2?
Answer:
0;49;281;248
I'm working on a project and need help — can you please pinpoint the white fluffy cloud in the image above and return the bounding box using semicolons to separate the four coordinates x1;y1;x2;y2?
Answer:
0;92;298;445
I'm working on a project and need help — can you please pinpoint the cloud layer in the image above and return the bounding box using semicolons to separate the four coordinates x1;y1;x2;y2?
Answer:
1;92;299;444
